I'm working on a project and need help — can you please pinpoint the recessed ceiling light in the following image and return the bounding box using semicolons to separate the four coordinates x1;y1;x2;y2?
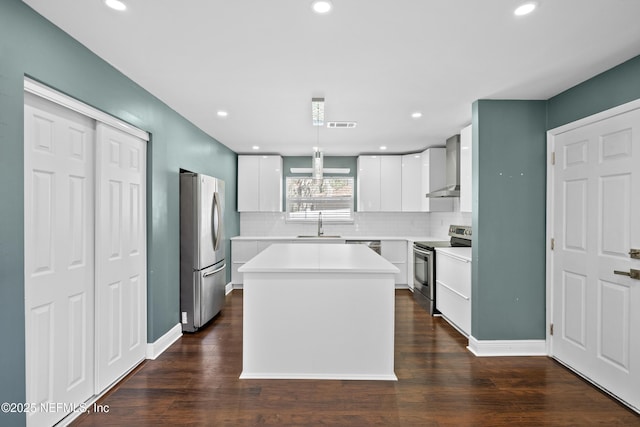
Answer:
514;2;537;16
411;112;423;119
311;0;333;14
380;146;387;151
252;146;260;150
105;0;127;11
217;111;228;118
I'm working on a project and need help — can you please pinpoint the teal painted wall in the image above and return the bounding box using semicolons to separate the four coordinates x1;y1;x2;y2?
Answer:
547;55;640;129
472;100;547;340
0;2;238;424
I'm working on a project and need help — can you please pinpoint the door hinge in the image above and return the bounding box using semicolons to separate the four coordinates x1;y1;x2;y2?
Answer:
550;323;554;336
551;152;555;165
551;238;555;250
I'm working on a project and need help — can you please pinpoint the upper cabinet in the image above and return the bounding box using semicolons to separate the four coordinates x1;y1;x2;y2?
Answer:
237;155;283;212
401;153;422;212
421;148;453;212
459;124;472;213
357;156;402;212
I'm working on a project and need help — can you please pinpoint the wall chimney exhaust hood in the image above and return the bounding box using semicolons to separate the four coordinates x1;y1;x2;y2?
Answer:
426;134;460;198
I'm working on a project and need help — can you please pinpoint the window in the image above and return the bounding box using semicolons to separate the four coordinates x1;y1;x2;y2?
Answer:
286;177;354;223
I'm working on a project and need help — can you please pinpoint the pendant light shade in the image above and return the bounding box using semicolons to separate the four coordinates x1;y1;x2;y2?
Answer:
313;150;324;180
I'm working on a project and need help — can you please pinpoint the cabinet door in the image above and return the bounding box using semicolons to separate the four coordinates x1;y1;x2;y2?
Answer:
381;240;407;285
401;153;422;211
380;156;402;211
421;148;453;212
238;156;260;211
258;156;283;212
357;156;381;211
231;240;259;285
459;124;472;212
435;252;471;335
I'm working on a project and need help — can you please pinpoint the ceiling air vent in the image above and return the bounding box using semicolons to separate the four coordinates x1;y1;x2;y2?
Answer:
327;121;357;129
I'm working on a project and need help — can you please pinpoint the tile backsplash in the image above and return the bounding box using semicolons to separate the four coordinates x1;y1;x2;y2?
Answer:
240;210;471;239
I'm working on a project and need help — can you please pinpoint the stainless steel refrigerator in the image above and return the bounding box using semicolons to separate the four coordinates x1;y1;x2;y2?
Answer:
180;172;226;332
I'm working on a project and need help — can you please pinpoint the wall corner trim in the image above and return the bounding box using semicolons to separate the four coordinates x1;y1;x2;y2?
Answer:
146;323;182;360
467;336;547;357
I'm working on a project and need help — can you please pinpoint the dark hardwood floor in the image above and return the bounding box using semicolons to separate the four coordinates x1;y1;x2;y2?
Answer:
73;290;639;426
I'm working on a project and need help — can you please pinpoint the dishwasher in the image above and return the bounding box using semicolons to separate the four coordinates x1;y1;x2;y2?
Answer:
345;240;381;255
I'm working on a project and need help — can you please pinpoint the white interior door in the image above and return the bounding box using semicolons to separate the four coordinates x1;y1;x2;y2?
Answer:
24;93;96;426
551;106;640;411
94;123;147;394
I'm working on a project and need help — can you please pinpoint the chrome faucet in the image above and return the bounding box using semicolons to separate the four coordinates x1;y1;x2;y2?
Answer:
317;212;324;236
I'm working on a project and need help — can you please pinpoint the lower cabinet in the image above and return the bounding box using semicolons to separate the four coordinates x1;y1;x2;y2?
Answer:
231;240;259;286
435;250;471;336
381;240;407;286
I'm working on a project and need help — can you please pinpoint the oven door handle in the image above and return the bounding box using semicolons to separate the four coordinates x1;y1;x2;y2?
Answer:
413;247;433;257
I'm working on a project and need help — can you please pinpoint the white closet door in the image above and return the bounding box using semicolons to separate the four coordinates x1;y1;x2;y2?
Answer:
95;123;147;394
24;94;96;427
551;107;640;411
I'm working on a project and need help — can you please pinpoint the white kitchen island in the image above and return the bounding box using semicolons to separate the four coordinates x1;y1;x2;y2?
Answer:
238;243;399;381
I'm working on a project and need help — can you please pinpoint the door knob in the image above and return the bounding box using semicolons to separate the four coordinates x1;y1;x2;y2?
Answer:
614;269;640;280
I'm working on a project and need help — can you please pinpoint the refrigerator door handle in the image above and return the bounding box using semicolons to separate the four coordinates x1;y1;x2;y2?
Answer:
203;263;226;278
212;191;222;251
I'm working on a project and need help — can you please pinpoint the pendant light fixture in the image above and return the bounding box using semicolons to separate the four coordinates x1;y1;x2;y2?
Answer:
312;98;325;180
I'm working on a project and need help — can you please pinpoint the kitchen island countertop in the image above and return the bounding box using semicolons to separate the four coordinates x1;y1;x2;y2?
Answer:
238;243;399;274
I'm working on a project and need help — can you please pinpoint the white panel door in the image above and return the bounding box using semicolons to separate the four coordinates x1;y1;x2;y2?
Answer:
551;107;640;411
24;94;96;427
95;123;147;394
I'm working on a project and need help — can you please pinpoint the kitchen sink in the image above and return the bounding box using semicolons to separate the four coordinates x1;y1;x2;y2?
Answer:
296;235;342;238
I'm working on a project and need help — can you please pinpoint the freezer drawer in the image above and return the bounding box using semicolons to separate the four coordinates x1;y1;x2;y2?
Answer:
181;261;226;332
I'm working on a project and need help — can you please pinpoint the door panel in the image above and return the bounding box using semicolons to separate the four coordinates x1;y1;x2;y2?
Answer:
551;106;640;412
24;94;96;427
95;123;147;394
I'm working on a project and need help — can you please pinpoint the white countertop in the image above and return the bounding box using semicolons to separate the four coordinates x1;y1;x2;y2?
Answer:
231;235;445;243
238;243;400;274
435;247;472;262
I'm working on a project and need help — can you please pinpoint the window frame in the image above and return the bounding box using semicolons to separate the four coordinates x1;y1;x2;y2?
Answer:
285;176;355;224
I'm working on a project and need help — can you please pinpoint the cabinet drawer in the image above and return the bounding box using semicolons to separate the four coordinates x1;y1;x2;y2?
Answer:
231;240;258;263
232;263;244;285
436;282;470;336
381;240;407;263
436;253;470;298
392;262;407;285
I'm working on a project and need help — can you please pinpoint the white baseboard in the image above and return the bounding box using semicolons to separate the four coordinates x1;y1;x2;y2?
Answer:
225;282;234;294
240;372;397;381
146;323;182;360
467;336;547;357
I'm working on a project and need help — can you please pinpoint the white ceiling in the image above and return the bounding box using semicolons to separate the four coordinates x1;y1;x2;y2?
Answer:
22;0;640;156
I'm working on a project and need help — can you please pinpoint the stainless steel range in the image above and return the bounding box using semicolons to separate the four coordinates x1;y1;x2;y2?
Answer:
413;225;472;315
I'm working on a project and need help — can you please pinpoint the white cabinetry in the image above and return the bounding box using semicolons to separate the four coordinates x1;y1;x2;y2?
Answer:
231;240;258;286
422;148;453;212
381;240;407;286
238;155;283;212
435;250;471;336
357;156;401;212
459;124;472;212
401;153;422;211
